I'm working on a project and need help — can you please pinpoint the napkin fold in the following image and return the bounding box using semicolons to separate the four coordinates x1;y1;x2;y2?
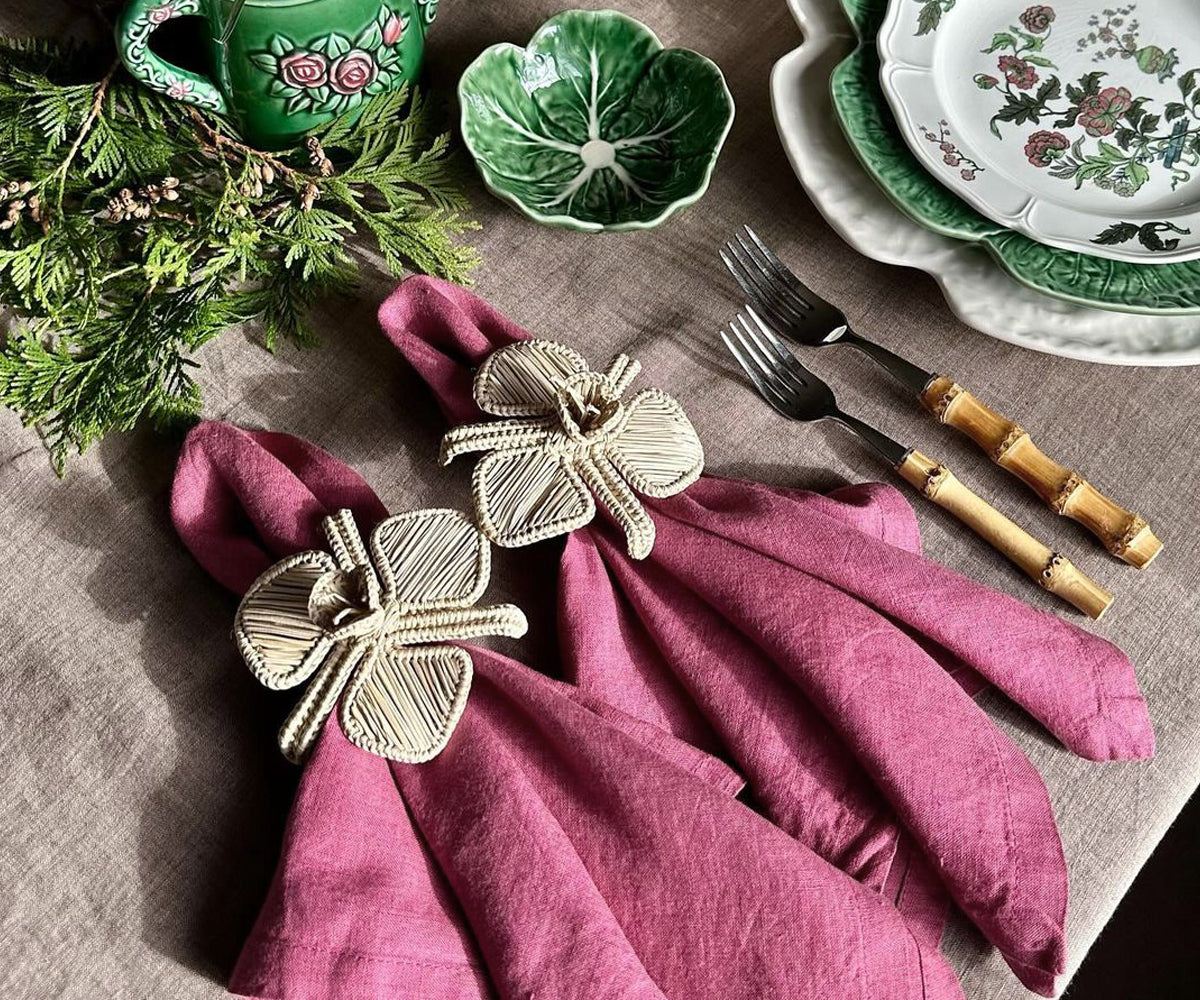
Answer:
380;275;1157;997
173;420;963;1000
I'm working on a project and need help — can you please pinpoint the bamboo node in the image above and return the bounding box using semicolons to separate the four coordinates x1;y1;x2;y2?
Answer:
1050;472;1085;514
993;425;1028;461
929;381;964;422
923;464;951;498
1039;552;1066;589
1111;515;1150;557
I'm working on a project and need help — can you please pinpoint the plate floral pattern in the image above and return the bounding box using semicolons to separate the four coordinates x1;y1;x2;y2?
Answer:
831;0;1200;310
878;0;1200;263
976;5;1197;206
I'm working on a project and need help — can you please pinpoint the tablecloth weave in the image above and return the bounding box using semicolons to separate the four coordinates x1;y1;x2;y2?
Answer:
2;1;1198;998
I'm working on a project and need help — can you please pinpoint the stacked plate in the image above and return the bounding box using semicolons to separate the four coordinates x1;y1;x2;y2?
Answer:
772;0;1200;364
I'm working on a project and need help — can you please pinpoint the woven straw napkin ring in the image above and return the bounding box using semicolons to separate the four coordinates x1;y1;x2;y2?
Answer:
442;340;705;560
234;341;702;763
235;508;527;764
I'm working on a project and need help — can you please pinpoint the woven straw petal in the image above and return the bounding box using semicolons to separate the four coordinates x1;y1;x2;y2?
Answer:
235;551;339;690
371;509;493;612
474;447;596;547
340;644;473;763
473;340;588;417
608;389;705;499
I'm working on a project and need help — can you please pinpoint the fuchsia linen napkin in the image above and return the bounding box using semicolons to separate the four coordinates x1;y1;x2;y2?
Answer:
173;420;965;1000
379;275;1157;997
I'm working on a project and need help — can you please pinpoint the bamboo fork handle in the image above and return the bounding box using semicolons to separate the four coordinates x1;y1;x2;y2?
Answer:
919;376;1161;569
897;450;1114;619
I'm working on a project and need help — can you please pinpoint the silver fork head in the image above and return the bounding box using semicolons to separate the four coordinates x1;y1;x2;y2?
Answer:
720;226;848;346
719;307;838;423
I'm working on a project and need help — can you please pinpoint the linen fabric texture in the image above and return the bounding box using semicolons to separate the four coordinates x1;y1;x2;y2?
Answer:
171;419;965;1000
379;275;1157;998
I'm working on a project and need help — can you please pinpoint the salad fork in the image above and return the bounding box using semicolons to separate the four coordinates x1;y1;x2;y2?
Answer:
720;308;1113;620
720;226;1161;570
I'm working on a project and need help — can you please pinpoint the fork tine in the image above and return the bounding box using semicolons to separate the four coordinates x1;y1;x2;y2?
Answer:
745;307;821;387
733;230;815;317
731;313;804;402
743;225;836;312
720;327;795;416
724;238;811;329
737;311;807;397
719;247;776;318
730;315;803;408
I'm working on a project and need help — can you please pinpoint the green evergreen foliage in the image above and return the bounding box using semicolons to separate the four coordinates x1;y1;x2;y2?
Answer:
0;37;479;472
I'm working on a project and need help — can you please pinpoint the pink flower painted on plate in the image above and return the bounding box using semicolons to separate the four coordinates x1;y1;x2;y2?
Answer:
383;12;404;46
329;49;379;95
1076;86;1133;137
1024;130;1069;167
974;73;1000;89
147;3;176;24
1019;6;1056;33
998;54;1038;90
280;51;330;89
167;80;192;99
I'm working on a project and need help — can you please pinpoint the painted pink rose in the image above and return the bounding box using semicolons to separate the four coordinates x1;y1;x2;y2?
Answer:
1024;130;1069;167
1019;5;1056;33
383;13;404;45
1076;86;1133;137
167;80;191;98
329;49;379;95
280;51;329;89
147;3;176;24
998;54;1038;90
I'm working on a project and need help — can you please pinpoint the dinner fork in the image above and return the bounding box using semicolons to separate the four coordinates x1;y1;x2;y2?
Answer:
721;226;1161;570
720;308;1113;620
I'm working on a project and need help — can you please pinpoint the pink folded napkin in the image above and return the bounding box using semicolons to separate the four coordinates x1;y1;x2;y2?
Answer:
172;420;964;1000
379;275;1156;997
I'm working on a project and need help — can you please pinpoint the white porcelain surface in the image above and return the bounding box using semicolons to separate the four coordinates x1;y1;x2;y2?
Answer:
771;0;1200;365
878;0;1200;263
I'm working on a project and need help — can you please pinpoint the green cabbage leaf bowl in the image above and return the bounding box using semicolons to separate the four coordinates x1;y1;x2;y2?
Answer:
458;9;735;232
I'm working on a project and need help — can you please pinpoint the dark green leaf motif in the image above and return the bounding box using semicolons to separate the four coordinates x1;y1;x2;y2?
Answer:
1094;221;1192;252
832;0;1200;313
458;10;733;231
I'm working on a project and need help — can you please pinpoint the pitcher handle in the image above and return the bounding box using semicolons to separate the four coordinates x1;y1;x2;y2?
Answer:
117;0;228;114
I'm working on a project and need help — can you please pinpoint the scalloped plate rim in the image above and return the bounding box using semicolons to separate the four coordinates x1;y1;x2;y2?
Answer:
876;0;1200;265
770;0;1200;365
456;9;736;233
828;19;1200;315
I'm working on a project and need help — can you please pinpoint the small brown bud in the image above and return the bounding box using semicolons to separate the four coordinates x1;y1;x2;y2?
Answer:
260;164;275;185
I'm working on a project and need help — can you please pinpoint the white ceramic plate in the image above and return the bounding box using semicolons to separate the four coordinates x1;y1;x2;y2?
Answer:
878;0;1200;263
770;0;1200;365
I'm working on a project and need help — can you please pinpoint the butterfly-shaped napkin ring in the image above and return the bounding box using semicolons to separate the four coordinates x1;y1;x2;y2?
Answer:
441;340;704;559
234;508;527;764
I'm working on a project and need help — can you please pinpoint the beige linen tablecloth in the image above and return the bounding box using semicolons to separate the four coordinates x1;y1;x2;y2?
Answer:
2;1;1198;998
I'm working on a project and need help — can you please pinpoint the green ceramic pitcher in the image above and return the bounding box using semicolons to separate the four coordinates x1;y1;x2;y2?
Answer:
117;0;440;149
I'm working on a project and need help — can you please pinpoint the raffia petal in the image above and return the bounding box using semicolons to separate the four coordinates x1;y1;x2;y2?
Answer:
340;644;474;763
474;447;596;547
608;388;705;499
370;509;492;612
235;551;339;690
473;340;588;417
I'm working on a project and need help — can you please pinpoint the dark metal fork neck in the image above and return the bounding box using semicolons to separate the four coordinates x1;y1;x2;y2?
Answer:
829;409;911;467
840;329;935;397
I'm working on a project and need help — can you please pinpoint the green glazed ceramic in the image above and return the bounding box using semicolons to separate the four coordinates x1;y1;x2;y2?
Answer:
457;9;735;232
831;0;1200;314
117;0;440;149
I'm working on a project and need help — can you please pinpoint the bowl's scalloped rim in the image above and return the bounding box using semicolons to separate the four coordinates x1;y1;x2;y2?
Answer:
457;8;736;234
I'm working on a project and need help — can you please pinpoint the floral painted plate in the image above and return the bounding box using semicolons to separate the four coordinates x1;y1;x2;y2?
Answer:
832;0;1200;313
771;0;1200;364
457;9;734;232
878;0;1200;263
